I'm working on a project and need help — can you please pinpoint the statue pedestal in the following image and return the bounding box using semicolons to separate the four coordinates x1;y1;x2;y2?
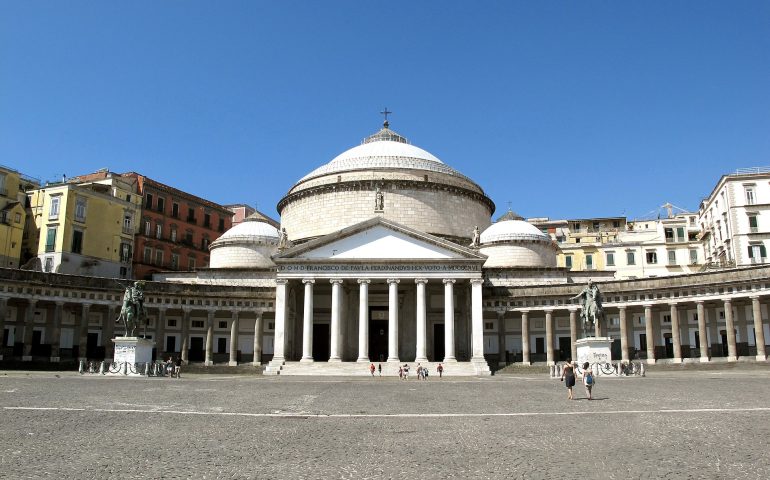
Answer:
112;337;155;376
576;337;612;374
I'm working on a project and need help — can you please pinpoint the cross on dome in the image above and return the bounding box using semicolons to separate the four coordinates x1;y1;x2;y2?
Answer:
380;107;392;128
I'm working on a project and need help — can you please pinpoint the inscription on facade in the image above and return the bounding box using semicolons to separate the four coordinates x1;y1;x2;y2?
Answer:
278;263;481;273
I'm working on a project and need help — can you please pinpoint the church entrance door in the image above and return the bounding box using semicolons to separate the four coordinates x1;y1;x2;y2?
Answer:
433;324;445;361
369;307;388;362
313;324;330;361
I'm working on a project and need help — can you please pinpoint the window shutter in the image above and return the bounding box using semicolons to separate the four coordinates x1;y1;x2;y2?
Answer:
761;245;767;258
748;246;754;259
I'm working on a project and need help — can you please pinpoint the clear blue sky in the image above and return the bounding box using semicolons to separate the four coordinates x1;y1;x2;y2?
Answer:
2;2;768;221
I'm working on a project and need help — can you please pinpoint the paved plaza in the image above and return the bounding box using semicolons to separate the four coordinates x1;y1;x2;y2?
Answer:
2;367;770;479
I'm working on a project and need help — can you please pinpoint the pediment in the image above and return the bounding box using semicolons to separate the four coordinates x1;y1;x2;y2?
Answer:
275;218;485;261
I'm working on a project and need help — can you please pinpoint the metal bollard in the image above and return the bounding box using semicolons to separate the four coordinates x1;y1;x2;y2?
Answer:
640;362;646;377
122;362;128;376
78;360;84;374
99;362;105;375
144;362;150;376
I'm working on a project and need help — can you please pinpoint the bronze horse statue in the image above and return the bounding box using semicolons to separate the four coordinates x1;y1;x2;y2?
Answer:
116;281;146;337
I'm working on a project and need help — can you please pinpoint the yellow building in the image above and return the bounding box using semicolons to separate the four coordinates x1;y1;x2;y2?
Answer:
0;165;39;268
25;171;141;278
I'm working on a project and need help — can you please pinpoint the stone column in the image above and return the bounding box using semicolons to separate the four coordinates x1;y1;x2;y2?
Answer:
443;279;456;362
22;299;37;361
644;304;655;364
521;310;530;364
78;303;91;362
181;307;191;364
301;279;315;363
204;310;215;366
545;309;554;365
229;310;239;366
724;299;737;362
751;296;766;361
696;301;709;362
155;307;166;359
415;279;428;363
569;308;578;361
0;297;6;361
50;301;64;362
357;279;370;362
619;306;629;362
272;279;289;364
387;279;400;362
329;279;343;362
470;279;485;361
497;310;507;367
670;303;682;363
253;312;263;366
104;305;116;362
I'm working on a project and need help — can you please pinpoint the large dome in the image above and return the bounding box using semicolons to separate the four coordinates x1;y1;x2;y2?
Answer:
479;219;557;268
278;123;495;243
209;216;279;269
480;220;549;244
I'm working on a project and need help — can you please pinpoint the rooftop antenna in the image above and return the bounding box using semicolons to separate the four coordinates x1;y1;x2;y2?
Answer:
380;107;392;128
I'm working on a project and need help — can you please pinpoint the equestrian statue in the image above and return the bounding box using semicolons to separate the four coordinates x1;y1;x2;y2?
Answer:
116;281;147;337
570;280;604;337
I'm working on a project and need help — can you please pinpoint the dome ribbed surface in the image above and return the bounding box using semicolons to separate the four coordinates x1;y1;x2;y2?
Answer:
480;220;549;244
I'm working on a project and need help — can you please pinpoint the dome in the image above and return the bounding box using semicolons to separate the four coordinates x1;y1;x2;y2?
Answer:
212;219;279;245
209;217;279;269
297;126;473;183
480;220;549;244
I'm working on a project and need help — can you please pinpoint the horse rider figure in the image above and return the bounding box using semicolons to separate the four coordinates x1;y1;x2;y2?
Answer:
116;281;147;337
570;280;604;337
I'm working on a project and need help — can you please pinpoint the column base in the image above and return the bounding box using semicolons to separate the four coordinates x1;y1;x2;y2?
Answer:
699;357;710;363
387;357;401;363
756;354;767;362
22;355;32;362
415;357;428;363
300;358;315;364
252;361;262;366
671;358;682;364
646;358;656;365
328;357;341;363
356;358;370;363
228;360;238;366
442;357;457;363
204;360;214;366
50;356;60;363
727;355;738;362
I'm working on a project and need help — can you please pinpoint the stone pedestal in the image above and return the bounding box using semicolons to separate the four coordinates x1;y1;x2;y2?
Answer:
576;337;612;374
112;337;155;376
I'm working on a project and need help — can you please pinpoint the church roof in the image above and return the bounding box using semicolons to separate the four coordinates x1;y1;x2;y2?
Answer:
297;125;473;183
480;220;550;244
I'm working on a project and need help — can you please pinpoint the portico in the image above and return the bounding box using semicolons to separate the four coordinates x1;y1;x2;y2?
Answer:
265;218;491;375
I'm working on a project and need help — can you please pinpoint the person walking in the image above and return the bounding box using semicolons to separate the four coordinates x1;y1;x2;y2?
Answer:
437;363;444;378
174;356;182;379
398;366;403;379
416;363;423;380
560;360;576;400
403;363;410;380
369;363;376;377
378;363;382;376
582;362;595;400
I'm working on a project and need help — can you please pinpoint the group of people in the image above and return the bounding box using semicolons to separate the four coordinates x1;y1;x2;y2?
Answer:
369;363;382;376
560;360;595;400
391;362;444;379
165;356;182;378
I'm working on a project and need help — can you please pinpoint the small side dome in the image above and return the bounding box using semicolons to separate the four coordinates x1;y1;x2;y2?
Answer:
479;219;556;268
209;217;279;269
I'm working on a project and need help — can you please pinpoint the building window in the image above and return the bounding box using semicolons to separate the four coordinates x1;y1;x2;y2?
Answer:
185;232;193;245
188;257;196;270
145;193;153;209
71;230;83;254
689;249;698;265
663;315;671;323
192;320;204;328
144;220;151;236
157;197;165;213
748;244;767;263
612;220;620;228
664;228;674;243
218;321;228;329
606;252;615;266
44;256;54;272
155;250;164;266
156;223;162;239
49;196;60;220
167;319;177;327
45;227;57;252
74;197;87;222
201;237;210;250
592;221;600;232
14;212;21;223
748;214;758;233
119;266;128;278
565;255;573;269
120;243;132;263
646;250;657;264
571;222;580;232
172;202;179;218
187;206;196;223
626;251;636;265
585;254;594;270
218;218;225;232
170;227;177;242
667;250;676;265
677;227;685;242
203;213;211;228
123;214;133;234
143;247;152;263
745;186;756;205
171;253;179;269
484;322;494;330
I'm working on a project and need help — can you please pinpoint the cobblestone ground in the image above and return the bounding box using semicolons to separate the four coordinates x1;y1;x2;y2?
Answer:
1;367;770;479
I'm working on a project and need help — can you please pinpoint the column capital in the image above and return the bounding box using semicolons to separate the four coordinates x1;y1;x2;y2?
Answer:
470;278;484;286
81;302;92;310
207;309;216;318
302;278;315;285
643;304;654;309
617;305;627;312
496;309;506;318
329;279;344;285
182;305;193;313
156;305;167;312
567;307;578;313
442;279;456;285
276;279;289;286
414;278;429;285
544;308;554;314
232;310;240;319
723;298;732;306
695;300;706;305
520;309;530;314
55;300;65;307
750;295;761;301
357;278;371;285
387;278;400;285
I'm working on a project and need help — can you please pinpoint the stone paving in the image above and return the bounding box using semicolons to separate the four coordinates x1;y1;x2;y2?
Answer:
1;367;770;479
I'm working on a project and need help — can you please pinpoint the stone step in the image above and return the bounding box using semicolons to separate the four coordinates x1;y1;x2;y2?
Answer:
273;360;485;376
